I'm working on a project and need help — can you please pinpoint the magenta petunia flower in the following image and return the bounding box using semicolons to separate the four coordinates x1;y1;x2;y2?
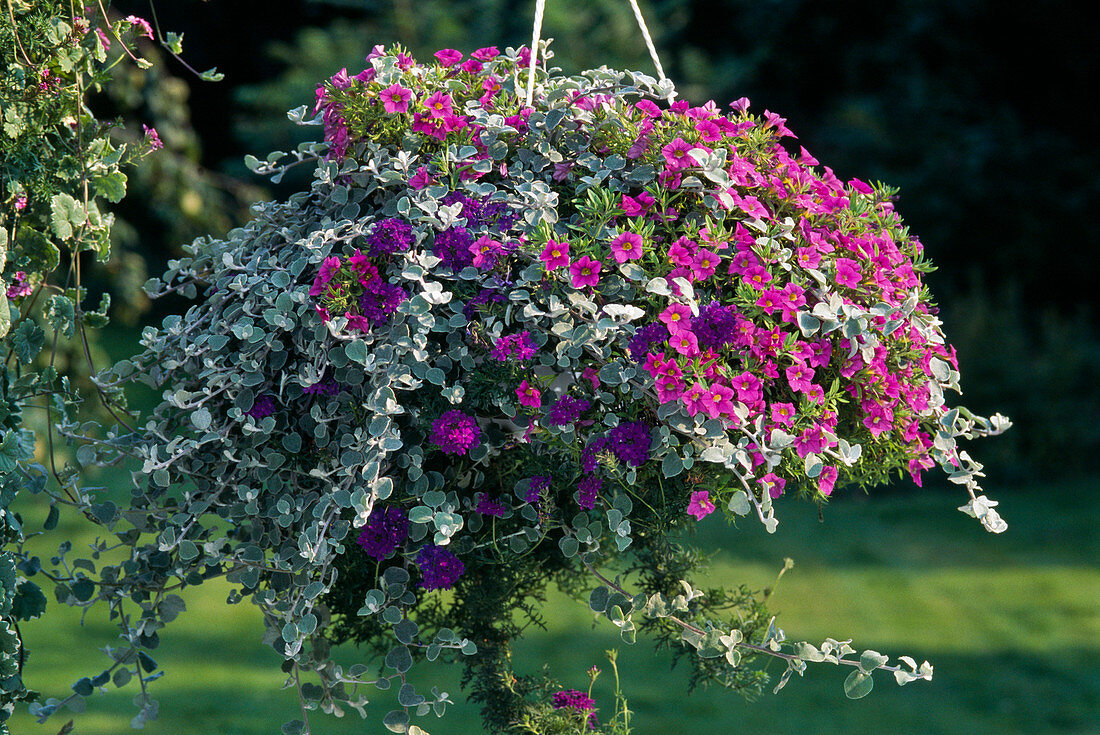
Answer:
818;465;839;496
661;137;695;170
471;46;501;61
470;234;503;270
659;303;693;334
379;83;412;114
540;239;570;270
569;256;602;288
670;330;700;357
687;490;715;520
771;401;797;428
786;363;815;394
423;91;454;118
515;380;542;408
309;256;342;297
690;249;720;280
433;48;463;67
760;473;786;499
609;232;644;263
834;257;862;288
702;382;736;419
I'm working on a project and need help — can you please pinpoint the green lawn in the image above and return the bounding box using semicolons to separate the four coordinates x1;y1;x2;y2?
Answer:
7;480;1097;735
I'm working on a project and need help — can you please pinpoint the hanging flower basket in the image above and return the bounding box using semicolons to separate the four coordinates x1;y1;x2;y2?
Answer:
113;40;1008;734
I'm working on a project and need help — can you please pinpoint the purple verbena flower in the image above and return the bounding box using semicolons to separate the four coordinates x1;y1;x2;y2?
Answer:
245;395;277;419
552;689;598;729
693;301;740;350
356;506;409;559
416;544;465;590
492;331;538;363
475;494;507;517
432;226;475;271
367;218;414;257
607;421;652;467
577;475;602;510
526;475;551;503
628;322;670;364
431;410;481;456
546;396;591;428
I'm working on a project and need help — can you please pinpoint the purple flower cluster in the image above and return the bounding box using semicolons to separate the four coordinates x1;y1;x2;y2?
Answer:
628;322;669;363
245;395;277;419
303;378;342;397
463;288;506;319
525;475;551;503
581;437;609;473
492;331;537;363
693;302;739;350
607;420;653;467
475;494;507;517
430;410;482;455
577;475;602;510
5;271;32;299
441;191;519;232
416;544;465;590
546;396;591;428
356;506;409;560
432;226;475;271
367;217;414;256
552;689;598;729
358;279;407;323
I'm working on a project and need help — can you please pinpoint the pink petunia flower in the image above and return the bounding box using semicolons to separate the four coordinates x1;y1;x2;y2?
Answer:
687;490;716;520
682;381;710;417
409;166;437;189
661;137;695;171
434;49;463;67
609;232;644;263
786;363;815;393
423;91;454;118
540;239;570;270
667;237;696;267
771;402;796;428
569;256;602;288
471;46;501;61
690;249;720;280
515;380;542;408
834;257;862;288
760;473;786;499
659;303;693;334
470;235;503;270
818;465;839;496
670;331;700;357
703;382;737;419
379;84;412;114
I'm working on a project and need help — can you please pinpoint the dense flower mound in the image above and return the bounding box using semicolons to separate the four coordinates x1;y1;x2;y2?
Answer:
116;42;1008;735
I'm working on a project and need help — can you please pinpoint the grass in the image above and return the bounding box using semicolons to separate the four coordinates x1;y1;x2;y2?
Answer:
7;476;1097;735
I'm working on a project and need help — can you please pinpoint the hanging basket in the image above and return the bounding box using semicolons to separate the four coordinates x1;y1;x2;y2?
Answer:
118;40;1008;734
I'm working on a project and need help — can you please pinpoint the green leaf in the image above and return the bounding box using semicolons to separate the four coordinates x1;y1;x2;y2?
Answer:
383;709;409;733
191;407;212;431
844;669;874;699
46;294;76;337
13;320;45;363
16;225;60;271
661;453;684;478
0;294;9;339
50;193;85;240
859;649;889;673
92;171;127;203
558;536;579;558
11;580;47;619
198;67;225;82
165;31;184;54
589;586;609;613
385;645;413;673
71;577;95;602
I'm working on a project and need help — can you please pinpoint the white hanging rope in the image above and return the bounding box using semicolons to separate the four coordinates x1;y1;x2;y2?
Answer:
526;0;674;105
625;0;675;99
525;0;547;106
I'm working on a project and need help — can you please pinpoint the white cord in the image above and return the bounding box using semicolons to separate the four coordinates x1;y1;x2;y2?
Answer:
625;0;676;99
525;0;547;106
